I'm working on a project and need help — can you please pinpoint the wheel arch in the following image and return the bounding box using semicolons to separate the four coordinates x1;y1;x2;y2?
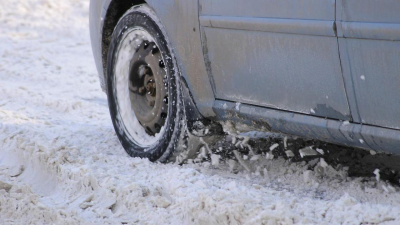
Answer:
101;0;146;83
100;0;221;135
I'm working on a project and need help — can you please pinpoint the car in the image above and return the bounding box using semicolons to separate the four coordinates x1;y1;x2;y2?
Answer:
90;0;400;162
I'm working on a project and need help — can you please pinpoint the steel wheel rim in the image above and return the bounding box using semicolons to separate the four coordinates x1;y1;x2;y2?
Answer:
128;40;168;136
114;27;169;147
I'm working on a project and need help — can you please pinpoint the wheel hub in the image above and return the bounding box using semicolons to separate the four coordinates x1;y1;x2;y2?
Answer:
128;41;168;136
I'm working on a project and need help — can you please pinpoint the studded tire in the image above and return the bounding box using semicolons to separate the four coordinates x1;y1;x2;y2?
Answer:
106;4;182;162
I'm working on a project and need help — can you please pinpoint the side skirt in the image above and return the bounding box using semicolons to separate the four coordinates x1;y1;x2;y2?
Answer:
213;100;400;155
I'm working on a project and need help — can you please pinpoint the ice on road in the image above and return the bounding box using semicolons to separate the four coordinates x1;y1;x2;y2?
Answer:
1;0;400;224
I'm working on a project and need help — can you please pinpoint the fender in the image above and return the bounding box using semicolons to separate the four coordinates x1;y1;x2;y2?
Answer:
90;0;221;135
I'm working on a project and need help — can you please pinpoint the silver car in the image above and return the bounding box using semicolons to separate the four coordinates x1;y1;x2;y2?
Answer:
90;0;400;161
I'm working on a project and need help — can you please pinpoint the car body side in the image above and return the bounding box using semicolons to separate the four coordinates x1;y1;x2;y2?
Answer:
90;0;400;155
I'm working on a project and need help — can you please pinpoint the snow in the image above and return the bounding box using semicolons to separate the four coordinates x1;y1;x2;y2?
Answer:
269;143;279;151
1;0;400;224
342;120;350;126
319;158;329;168
250;155;260;161
374;169;381;182
285;150;295;158
303;170;315;184
265;153;274;160
235;102;241;111
210;154;221;166
299;146;318;158
316;148;324;155
283;136;288;149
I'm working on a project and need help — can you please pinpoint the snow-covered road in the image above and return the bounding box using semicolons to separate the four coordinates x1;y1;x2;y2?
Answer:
1;1;400;224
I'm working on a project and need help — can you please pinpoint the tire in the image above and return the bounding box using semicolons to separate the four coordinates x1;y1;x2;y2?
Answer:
106;4;182;162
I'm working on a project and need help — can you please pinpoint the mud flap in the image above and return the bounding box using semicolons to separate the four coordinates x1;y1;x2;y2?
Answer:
172;77;225;163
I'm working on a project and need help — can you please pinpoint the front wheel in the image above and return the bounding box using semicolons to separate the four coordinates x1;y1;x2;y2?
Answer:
106;4;182;162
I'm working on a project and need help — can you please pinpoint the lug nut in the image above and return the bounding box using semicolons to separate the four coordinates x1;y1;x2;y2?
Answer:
152;46;159;54
159;60;165;68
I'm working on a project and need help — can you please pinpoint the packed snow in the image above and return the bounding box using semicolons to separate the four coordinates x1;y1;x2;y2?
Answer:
1;0;400;224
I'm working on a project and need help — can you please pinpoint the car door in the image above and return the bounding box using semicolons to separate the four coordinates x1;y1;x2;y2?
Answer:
337;0;400;129
199;0;351;121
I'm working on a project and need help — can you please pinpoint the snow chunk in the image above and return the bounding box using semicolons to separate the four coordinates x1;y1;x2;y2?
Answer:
250;155;260;161
283;136;288;149
265;153;274;160
199;146;208;159
299;146;317;158
228;159;238;173
360;75;365;80
232;136;237;145
320;158;328;168
269;143;279;151
316;148;324;155
235;102;241;110
211;154;221;166
373;169;380;182
233;150;252;172
285;150;294;158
